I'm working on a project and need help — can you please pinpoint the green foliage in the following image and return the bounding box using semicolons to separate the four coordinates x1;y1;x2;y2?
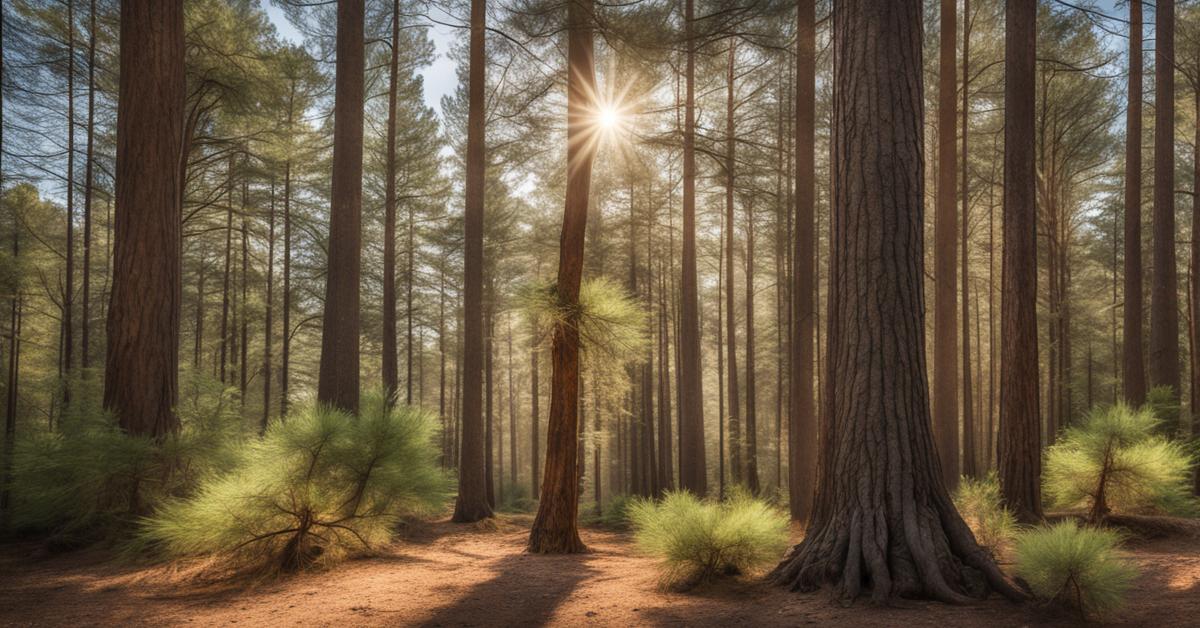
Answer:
628;490;789;590
141;394;449;572
953;472;1020;556
498;483;538;514
1014;522;1138;618
519;277;648;357
1145;386;1182;436
580;493;636;529
1044;403;1197;520
7;375;242;546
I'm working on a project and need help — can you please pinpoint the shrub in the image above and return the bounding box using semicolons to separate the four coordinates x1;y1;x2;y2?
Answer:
1014;522;1138;618
628;490;789;590
580;493;636;528
141;394;448;572
498;483;537;514
953;472;1020;556
1044;403;1197;522
7;376;241;546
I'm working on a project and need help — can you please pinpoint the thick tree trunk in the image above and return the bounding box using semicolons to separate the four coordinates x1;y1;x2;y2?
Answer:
104;0;184;439
789;0;817;522
960;0;976;479
772;2;1019;602
1123;1;1146;406
81;0;96;370
317;0;364;414
382;0;400;402
998;0;1043;524
527;0;594;553
1149;0;1181;414
678;0;707;497
451;0;492;523
725;40;742;486
933;0;959;490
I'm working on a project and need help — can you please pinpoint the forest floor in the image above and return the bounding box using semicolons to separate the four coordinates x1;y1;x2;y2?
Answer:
1;514;1197;627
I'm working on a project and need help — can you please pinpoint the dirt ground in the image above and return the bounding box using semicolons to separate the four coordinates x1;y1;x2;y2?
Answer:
1;515;1197;627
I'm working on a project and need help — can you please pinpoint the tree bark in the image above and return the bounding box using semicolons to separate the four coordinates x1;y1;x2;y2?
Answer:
677;0;708;497
220;155;234;384
998;0;1043;524
725;39;742;486
744;196;759;494
317;0;364;414
960;0;976;479
1124;0;1146;406
1149;0;1181;413
789;0;817;522
81;0;96;370
772;1;1019;602
382;0;400;402
530;318;540;500
263;179;276;432
63;0;76;404
282;157;292;417
104;0;184;439
933;0;959;490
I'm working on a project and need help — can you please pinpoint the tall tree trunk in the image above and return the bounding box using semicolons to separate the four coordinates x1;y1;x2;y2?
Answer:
1192;87;1200;495
382;0;400;402
1123;0;1146;406
725;39;742;486
486;289;496;508
772;1;1019;601
998;0;1043;524
81;0;96;370
220;155;234;384
263;179;275;432
2;228;20;527
63;0;75;405
717;211;726;499
317;0;365;414
439;262;448;465
527;0;594;553
657;256;674;491
789;0;817;522
678;0;708;497
933;0;959;490
744;197;759;494
530;317;540;500
193;262;205;370
239;207;248;404
508;317;517;488
1150;0;1181;416
407;190;416;405
104;0;184;439
960;0;976;479
281;157;292;417
452;0;493;523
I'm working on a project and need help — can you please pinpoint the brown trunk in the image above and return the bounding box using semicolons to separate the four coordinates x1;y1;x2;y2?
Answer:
263;179;276;432
1149;0;1182;413
725;40;742;486
486;291;496;507
451;0;493;523
239;209;248;404
960;0;976;479
316;0;364;414
1123;0;1146;406
382;0;400;402
530;318;540;500
63;0;75;403
744;197;759;494
998;0;1043;523
219;156;234;384
2;229;20;526
717;212;726;499
281;158;292;417
508;318;517;488
527;0;594;553
81;0;96;370
657;254;674;491
104;0;184;438
439;263;448;465
772;2;1019;601
193;262;205;370
789;0;817;522
1193;88;1200;495
677;0;707;497
933;0;960;490
407;187;416;406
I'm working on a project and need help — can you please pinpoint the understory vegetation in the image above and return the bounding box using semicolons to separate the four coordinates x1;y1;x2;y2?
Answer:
142;393;447;572
953;472;1021;556
1043;401;1198;522
1014;522;1138;618
628;490;789;590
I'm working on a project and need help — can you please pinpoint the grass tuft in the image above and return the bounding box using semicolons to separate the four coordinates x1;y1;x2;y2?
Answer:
1014;522;1138;619
953;472;1021;556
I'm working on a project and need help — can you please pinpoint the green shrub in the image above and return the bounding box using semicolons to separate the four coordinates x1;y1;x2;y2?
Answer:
953;472;1020;556
580;493;636;528
142;394;448;572
1145;385;1181;436
498;483;537;514
1014;522;1138;618
7;377;241;546
628;490;789;590
1044;403;1197;522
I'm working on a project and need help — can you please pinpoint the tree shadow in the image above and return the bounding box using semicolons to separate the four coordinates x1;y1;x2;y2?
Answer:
418;548;598;627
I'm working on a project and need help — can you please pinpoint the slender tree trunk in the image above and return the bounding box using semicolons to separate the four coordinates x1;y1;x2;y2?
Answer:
1123;1;1146;406
382;0;400;402
81;0;96;370
745;197;759;494
725;39;742;486
452;0;493;523
220;156;234;384
717;212;726;499
960;0;976;479
933;0;959;490
508;317;517;488
678;0;707;497
657;255;673;491
63;0;75;405
1150;0;1181;416
772;2;1019;601
104;0;184;439
193;262;205;370
1192;88;1200;494
2;229;20;527
407;193;416;405
239;207;248;404
439;263;448;465
530;317;540;500
999;0;1043;524
528;0;594;553
263;179;275;432
486;290;496;508
317;0;365;414
281;157;292;417
789;0;817;522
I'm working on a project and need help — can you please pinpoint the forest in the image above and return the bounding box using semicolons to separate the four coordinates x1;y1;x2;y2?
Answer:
1;0;1199;626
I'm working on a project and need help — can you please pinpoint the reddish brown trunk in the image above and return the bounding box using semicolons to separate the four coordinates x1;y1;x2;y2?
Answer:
528;0;594;553
725;40;742;486
382;0;400;402
63;0;76;403
81;0;96;370
933;0;960;490
1123;0;1146;406
104;0;184;439
960;0;976;479
317;0;365;414
281;158;292;417
1149;0;1181;412
744;197;759;494
998;0;1043;523
263;179;276;432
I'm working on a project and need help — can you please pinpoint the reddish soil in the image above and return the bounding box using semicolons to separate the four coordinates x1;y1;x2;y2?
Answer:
0;515;1196;627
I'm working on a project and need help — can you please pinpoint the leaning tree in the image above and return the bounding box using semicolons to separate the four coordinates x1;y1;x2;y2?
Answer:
771;0;1021;603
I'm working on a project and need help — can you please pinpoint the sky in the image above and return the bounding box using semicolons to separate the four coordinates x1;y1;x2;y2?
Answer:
261;0;460;115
